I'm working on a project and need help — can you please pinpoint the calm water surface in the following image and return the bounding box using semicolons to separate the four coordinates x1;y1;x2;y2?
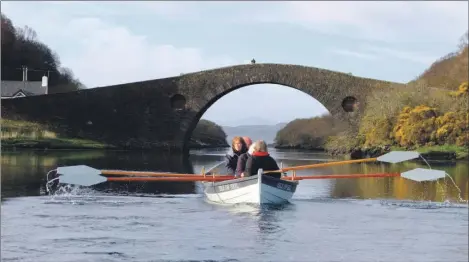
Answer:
1;148;468;262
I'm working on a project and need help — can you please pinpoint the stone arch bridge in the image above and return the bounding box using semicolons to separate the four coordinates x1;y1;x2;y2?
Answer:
1;63;401;154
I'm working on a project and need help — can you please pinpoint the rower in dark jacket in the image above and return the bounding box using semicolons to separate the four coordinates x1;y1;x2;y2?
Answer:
235;136;253;177
243;140;282;179
225;136;248;175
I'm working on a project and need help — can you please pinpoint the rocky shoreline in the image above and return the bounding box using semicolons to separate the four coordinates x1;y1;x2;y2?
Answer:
273;145;325;152
328;146;466;161
1;138;230;151
3;137;465;161
273;144;467;161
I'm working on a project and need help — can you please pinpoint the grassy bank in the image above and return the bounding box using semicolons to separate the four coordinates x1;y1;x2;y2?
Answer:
1;119;113;149
1;137;114;149
1;119;229;150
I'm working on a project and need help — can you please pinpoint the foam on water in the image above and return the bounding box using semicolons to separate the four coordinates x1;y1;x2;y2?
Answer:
441;172;468;204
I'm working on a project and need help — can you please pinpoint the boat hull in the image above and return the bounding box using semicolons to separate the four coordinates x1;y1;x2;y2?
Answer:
202;173;298;205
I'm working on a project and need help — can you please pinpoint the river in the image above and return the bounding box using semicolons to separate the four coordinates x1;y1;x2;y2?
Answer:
1;148;468;262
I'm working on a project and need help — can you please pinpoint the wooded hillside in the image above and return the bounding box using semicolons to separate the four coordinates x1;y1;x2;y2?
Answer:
275;31;469;159
190;119;229;148
275;115;344;150
1;13;84;93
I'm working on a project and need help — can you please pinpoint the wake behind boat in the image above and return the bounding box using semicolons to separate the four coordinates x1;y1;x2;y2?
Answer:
201;162;298;205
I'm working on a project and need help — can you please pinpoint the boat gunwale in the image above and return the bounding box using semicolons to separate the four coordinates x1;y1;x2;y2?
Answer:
201;175;258;186
201;161;299;193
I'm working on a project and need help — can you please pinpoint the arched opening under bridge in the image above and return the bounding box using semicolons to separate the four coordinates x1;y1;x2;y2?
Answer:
185;83;359;154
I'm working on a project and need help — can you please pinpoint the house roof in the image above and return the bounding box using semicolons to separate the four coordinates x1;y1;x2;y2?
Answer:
1;80;46;97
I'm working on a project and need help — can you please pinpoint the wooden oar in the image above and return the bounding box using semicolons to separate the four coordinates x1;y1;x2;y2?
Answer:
265;151;421;174
282;168;446;182
48;151;441;187
66;151;420;179
283;173;400;180
51;165;235;187
266;158;377;173
51;164;446;187
106;176;233;182
100;170;233;179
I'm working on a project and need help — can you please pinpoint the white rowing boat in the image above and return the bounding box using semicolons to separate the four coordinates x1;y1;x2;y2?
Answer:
201;162;298;205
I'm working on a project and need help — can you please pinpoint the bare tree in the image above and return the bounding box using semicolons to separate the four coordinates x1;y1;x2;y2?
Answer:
17;25;37;41
458;30;468;52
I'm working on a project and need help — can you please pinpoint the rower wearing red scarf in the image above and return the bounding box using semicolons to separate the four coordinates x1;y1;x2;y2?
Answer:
242;140;282;179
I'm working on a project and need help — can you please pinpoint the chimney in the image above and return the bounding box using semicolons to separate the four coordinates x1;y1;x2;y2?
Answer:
22;66;29;81
42;75;48;95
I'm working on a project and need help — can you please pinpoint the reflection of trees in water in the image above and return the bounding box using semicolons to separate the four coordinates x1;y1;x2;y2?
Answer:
326;161;468;202
1;150;197;199
274;157;468;202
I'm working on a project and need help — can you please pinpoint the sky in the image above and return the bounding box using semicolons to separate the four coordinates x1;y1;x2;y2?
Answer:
1;1;468;126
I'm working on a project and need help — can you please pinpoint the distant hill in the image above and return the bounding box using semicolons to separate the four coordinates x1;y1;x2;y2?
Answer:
214;116;279;127
223;122;287;144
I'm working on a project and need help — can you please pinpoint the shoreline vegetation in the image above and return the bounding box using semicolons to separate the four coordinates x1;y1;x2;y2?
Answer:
0;119;229;151
274;31;468;161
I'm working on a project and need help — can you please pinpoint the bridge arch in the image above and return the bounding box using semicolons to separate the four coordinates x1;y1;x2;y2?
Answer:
173;63;378;153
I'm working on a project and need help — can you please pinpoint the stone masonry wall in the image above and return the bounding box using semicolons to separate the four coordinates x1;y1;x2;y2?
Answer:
1;63;404;153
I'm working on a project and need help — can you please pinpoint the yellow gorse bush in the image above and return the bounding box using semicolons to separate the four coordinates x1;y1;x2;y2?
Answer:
393;105;439;147
391;100;468;148
450;81;469;97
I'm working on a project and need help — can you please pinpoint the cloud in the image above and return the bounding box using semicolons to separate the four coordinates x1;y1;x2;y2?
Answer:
1;2;236;88
329;48;378;60
248;1;468;43
13;1;201;20
329;45;438;64
361;45;439;64
63;17;236;87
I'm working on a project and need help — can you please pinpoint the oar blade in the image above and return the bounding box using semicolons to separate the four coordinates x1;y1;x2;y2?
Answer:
377;151;420;164
400;168;446;182
57;165;107;186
